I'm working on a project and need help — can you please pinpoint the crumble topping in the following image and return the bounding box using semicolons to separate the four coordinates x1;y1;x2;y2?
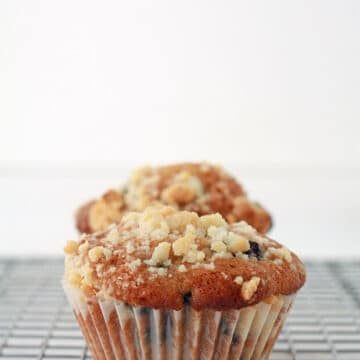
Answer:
80;162;271;234
211;240;227;253
173;231;195;256
125;242;135;254
149;242;171;266
200;213;227;228
241;276;261;300
64;240;78;254
78;241;89;254
66;205;290;301
227;233;250;253
88;191;124;231
264;246;292;263
104;226;121;245
234;276;243;285
127;259;142;272
161;170;204;204
178;264;187;272
88;246;112;262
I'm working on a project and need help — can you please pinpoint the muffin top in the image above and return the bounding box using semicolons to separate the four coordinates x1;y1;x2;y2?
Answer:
65;205;305;310
76;162;272;234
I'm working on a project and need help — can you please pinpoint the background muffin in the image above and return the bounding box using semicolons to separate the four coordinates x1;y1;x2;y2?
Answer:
76;162;272;234
64;205;305;360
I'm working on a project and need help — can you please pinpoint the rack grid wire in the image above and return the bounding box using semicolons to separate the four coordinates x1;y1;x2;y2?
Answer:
0;259;359;360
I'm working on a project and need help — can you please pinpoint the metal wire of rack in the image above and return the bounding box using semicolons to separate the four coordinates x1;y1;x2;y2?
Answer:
0;259;359;360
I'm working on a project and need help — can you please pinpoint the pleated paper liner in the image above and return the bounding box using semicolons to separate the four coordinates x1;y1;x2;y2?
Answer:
63;283;295;360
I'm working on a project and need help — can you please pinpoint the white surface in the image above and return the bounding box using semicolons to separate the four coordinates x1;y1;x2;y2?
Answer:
0;1;360;257
0;0;360;165
1;164;359;258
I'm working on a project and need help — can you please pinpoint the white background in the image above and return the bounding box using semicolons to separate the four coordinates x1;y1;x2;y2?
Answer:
1;0;359;258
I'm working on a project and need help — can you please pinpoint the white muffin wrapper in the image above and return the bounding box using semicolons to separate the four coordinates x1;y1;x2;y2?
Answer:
63;283;295;360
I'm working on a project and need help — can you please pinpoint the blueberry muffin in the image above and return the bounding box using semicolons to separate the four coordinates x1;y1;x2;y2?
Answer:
64;205;305;360
76;163;272;234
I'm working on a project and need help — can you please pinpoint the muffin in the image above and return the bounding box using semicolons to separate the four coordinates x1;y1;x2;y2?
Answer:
76;162;272;234
64;205;305;360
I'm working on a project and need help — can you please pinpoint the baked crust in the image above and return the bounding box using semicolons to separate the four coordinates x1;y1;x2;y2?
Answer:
75;200;96;234
76;163;272;234
65;206;305;311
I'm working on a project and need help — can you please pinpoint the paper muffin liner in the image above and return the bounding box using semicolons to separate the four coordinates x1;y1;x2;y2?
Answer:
63;282;295;360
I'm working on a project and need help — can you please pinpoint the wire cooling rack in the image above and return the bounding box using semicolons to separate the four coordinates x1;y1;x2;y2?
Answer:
0;259;359;360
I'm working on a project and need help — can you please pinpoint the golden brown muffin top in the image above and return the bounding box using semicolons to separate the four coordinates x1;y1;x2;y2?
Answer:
65;205;305;310
76;162;272;234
